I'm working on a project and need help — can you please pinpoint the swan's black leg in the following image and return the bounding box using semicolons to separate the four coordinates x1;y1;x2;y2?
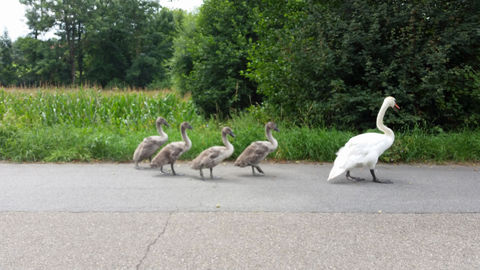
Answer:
160;166;168;174
199;168;204;180
346;171;365;182
135;161;140;169
255;165;265;174
171;163;176;175
371;169;392;184
251;166;255;175
210;168;213;179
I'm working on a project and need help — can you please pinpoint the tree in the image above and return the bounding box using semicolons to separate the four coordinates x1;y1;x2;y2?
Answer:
126;8;179;88
170;0;261;117
19;0;55;39
20;0;94;84
84;0;168;88
0;31;16;86
12;37;69;86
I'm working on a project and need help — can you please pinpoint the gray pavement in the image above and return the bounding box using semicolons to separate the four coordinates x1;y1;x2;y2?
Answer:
0;162;479;212
1;162;480;269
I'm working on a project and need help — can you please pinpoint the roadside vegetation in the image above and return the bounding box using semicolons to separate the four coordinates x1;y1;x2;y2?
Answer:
1;0;479;164
0;88;478;163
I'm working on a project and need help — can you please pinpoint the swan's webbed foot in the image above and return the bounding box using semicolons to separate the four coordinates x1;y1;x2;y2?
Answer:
370;169;393;184
372;178;393;184
346;171;365;182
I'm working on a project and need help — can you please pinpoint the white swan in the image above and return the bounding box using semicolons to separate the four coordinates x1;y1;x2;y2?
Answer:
234;122;279;175
133;117;169;169
327;96;399;183
191;127;235;180
150;122;193;175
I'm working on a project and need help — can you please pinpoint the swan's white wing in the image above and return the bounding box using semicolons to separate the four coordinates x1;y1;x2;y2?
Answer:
328;133;393;181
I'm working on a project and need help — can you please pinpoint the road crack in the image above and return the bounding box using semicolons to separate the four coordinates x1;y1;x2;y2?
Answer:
135;212;172;270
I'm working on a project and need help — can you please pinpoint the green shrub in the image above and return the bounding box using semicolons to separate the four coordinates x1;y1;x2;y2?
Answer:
249;0;480;130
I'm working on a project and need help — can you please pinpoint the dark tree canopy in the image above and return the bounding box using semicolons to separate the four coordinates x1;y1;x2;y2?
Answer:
248;0;480;130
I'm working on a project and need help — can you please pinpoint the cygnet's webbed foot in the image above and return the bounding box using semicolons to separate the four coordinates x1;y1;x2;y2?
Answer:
370;169;393;184
249;165;265;175
346;171;365;182
170;163;179;176
199;169;205;181
255;166;265;175
159;166;170;175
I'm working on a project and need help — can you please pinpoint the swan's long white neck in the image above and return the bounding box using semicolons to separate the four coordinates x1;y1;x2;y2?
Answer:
266;127;278;149
181;127;192;150
377;101;394;139
222;132;233;150
157;124;167;139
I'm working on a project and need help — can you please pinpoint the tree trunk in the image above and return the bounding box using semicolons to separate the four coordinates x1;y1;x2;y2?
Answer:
77;21;83;84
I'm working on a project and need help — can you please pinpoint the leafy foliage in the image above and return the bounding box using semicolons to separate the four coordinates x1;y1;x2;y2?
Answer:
4;0;183;89
2;0;480;132
169;0;261;117
249;0;480;130
0;32;16;86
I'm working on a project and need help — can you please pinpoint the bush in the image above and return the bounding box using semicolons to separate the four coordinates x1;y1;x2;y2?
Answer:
249;0;480;130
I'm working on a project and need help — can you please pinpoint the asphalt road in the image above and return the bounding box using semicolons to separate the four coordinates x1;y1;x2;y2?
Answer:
1;162;479;269
0;162;479;212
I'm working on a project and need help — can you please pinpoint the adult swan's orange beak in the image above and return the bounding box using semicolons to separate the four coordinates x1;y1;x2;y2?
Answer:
394;104;400;110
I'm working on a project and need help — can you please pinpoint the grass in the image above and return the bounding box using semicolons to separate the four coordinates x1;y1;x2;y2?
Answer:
0;87;479;163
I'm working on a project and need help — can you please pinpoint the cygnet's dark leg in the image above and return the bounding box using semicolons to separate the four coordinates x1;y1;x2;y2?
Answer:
135;161;140;170
160;166;168;174
251;166;255;175
346;171;365;182
255;165;265;175
199;168;204;180
210;168;213;179
371;169;392;184
171;163;177;175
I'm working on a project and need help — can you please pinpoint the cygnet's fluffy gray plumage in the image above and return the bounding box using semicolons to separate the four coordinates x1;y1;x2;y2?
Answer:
234;122;279;175
133;117;169;169
191;127;235;180
150;122;192;175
